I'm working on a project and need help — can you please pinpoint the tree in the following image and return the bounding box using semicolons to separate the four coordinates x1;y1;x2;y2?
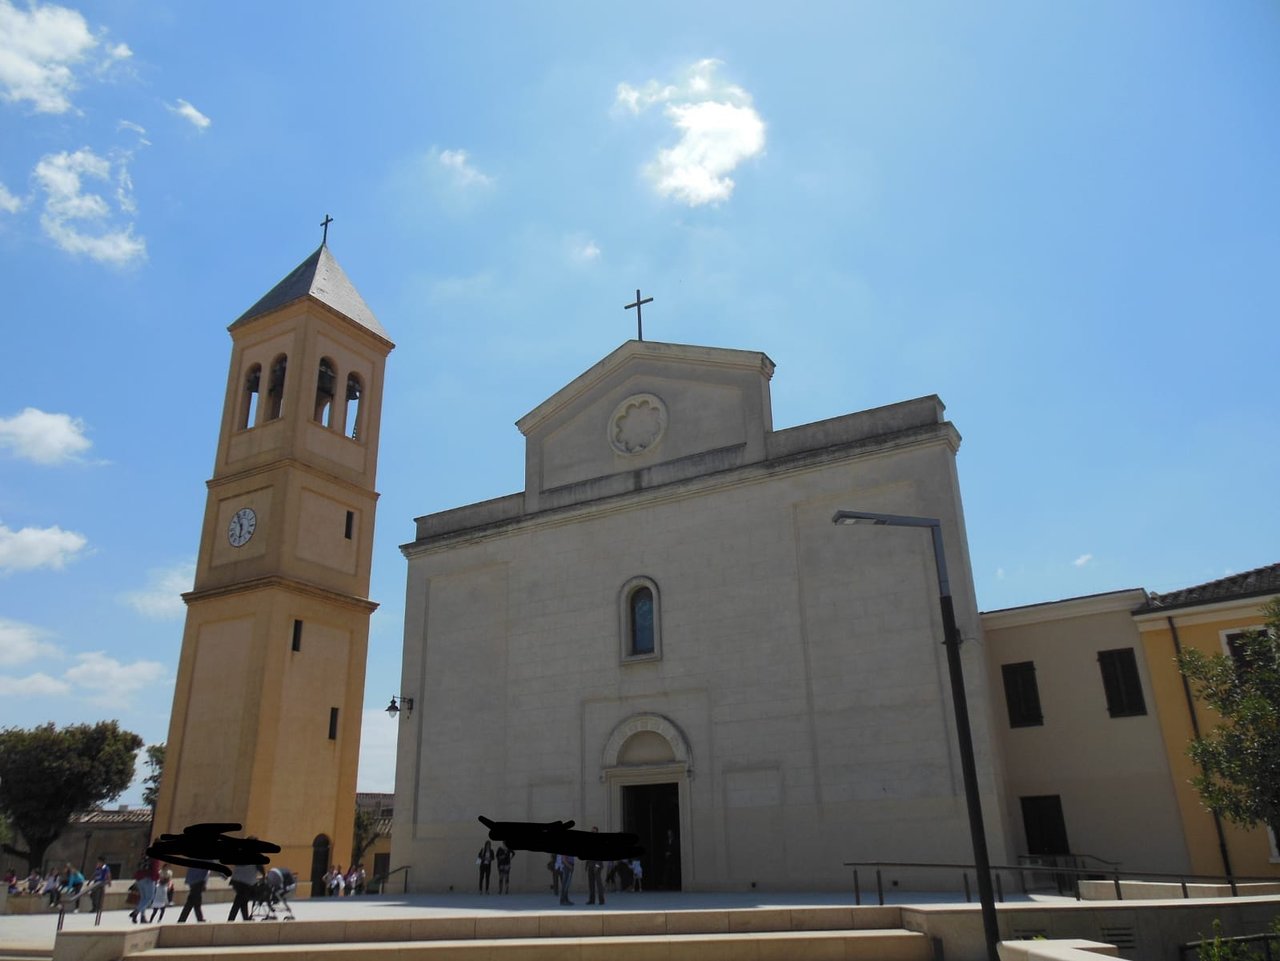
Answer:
352;806;378;871
141;743;165;810
0;721;144;872
1177;598;1280;839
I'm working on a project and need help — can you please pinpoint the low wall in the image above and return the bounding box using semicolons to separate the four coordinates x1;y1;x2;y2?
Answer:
902;896;1280;961
4;884;236;915
1079;881;1280;902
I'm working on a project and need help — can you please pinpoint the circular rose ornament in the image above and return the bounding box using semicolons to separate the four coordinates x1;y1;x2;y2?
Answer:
609;393;668;455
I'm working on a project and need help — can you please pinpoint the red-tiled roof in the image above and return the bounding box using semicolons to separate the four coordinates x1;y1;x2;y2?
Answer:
1135;562;1280;614
76;808;152;825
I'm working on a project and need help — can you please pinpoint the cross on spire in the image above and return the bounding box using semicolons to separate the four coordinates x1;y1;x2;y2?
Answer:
320;214;333;245
624;289;654;341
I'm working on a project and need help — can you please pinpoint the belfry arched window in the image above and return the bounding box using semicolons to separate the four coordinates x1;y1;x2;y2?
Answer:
619;576;662;661
313;358;337;424
266;354;287;420
240;363;261;429
345;373;363;441
314;357;336;427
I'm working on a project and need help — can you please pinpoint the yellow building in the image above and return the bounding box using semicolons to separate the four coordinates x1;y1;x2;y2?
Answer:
154;243;393;896
1133;563;1280;879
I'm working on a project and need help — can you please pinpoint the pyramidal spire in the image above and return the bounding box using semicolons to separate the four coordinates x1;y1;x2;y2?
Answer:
230;245;390;342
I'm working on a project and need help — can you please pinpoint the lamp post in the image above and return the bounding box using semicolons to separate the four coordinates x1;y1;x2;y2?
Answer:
832;510;1000;961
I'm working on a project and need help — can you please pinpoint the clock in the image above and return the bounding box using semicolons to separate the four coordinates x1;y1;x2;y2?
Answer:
227;507;257;547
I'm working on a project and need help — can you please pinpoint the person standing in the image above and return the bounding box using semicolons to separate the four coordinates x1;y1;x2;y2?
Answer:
326;864;345;897
177;864;208;923
476;841;494;893
495;844;514;894
89;857;111;914
557;853;575;905
585;827;606;906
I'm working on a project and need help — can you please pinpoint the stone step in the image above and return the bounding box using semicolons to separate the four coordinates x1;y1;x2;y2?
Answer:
129;928;932;961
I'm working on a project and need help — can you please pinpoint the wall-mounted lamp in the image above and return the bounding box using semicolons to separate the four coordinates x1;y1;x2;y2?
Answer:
386;695;415;719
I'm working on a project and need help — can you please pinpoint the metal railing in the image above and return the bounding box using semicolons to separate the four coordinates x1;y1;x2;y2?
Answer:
368;865;412;895
843;860;1280;906
1179;931;1280;961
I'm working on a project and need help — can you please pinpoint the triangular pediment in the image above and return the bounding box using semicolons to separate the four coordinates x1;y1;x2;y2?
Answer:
517;340;776;503
230;245;391;343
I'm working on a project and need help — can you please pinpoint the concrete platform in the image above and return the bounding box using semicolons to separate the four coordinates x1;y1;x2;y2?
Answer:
3;888;1277;961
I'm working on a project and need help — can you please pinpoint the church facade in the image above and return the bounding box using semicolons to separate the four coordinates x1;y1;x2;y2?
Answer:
393;340;1012;891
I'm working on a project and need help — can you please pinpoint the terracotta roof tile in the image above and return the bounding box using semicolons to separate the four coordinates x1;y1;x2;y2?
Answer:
1135;562;1280;613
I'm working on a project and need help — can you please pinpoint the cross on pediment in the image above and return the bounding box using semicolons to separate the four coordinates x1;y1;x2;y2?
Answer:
624;289;653;341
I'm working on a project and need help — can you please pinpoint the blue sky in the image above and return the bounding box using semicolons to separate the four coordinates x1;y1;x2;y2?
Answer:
1;1;1277;805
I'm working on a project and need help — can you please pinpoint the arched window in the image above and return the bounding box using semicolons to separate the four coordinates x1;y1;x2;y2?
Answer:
266;354;287;420
631;588;655;655
619;576;662;661
314;357;336;427
345;374;363;440
240;363;261;429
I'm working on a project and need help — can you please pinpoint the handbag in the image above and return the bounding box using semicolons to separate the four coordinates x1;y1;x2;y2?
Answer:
125;885;140;906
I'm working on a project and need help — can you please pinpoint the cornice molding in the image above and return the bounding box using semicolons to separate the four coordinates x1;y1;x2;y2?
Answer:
183;574;379;614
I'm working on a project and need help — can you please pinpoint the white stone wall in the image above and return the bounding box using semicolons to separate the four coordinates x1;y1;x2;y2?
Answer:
393;390;1008;891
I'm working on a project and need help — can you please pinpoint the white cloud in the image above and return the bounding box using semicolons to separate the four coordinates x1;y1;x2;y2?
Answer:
569;236;601;263
0;520;87;572
1073;553;1093;568
117;119;145;136
0;181;22;213
0;406;92;463
33;147;145;265
357;708;399;793
0;671;70;696
615;59;766;206
0;0;129;114
121;560;194;619
434;148;492;188
0;618;60;667
62;650;166;707
167;98;210;130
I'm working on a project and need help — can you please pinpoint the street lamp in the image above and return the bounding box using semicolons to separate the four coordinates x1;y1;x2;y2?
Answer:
832;509;1000;961
386;695;414;719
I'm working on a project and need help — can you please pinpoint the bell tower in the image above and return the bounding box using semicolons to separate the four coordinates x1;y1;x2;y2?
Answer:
155;243;394;894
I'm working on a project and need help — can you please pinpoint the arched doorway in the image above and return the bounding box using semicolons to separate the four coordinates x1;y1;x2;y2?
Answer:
310;834;330;898
601;714;692;890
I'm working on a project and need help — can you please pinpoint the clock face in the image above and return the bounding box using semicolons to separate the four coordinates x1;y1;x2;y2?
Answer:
227;507;257;548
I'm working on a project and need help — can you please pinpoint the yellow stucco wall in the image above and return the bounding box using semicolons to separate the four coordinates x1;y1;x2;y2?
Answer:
1136;598;1279;878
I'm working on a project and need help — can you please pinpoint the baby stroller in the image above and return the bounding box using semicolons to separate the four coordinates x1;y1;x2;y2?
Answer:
249;867;296;920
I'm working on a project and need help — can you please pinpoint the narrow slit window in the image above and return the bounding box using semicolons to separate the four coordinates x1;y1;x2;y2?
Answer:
314;357;336;427
344;511;354;540
267;354;288;420
240;364;261;429
291;619;302;652
345;374;363;440
328;707;339;740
